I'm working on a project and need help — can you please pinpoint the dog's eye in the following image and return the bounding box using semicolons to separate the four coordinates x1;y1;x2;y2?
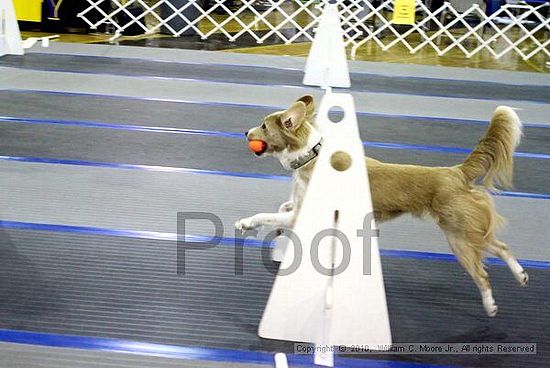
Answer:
261;123;266;130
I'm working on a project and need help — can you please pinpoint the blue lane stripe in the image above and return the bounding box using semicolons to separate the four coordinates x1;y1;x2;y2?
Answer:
0;329;454;368
497;191;550;200
496;191;550;200
2;88;549;129
1;116;549;160
0;220;265;247
380;249;550;270
0;116;245;139
1;154;548;200
0;220;177;241
4;60;549;105
2;219;550;270
0;155;291;181
367;111;548;130
361;141;550;160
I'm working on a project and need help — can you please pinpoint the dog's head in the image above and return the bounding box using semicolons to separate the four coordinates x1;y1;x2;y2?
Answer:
245;95;316;157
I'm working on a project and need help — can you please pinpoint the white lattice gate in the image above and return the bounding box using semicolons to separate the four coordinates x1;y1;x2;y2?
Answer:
78;0;550;60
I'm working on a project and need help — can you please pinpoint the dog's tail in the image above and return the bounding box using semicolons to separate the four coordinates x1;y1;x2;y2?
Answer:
459;106;522;190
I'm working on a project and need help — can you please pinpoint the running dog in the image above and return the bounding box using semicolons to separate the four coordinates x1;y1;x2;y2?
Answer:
235;95;528;317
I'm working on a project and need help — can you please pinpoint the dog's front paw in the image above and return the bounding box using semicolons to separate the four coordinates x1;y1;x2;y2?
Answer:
235;217;256;231
278;201;294;213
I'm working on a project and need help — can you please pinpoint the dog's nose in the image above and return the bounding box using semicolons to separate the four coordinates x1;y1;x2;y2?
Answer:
245;130;249;137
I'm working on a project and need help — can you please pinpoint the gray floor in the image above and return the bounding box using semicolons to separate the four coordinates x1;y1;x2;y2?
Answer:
0;120;547;193
27;42;550;86
1;228;548;368
3;54;549;102
0;160;548;261
2;90;549;153
0;42;549;368
2;67;550;125
0;343;270;368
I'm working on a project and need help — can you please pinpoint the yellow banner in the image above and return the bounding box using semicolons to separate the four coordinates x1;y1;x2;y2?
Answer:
14;0;43;22
392;0;416;25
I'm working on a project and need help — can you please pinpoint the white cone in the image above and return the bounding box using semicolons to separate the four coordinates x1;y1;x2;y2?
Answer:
303;4;350;89
258;92;392;348
0;0;24;56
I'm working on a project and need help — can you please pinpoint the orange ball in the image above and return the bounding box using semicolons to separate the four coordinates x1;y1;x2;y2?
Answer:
248;140;267;153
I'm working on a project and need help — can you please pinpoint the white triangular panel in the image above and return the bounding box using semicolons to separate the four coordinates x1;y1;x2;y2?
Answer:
303;4;350;89
259;93;391;347
0;0;24;56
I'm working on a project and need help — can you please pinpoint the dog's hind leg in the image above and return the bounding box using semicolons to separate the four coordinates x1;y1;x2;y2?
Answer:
446;234;498;317
487;240;528;287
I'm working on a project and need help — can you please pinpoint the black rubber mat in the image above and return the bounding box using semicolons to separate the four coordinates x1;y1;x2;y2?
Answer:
0;121;548;194
0;227;548;367
2;54;549;103
1;90;549;155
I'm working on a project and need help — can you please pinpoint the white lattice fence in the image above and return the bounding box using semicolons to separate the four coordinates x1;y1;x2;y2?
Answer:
350;0;550;60
78;0;550;60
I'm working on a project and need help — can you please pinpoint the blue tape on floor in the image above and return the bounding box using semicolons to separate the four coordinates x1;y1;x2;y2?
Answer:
495;191;550;200
1;89;549;129
0;116;245;138
0;155;292;181
0;219;264;247
0;329;454;368
0;155;548;199
2;219;550;270
1;116;549;160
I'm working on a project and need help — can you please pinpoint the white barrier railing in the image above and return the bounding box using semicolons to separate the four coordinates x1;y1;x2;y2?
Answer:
78;0;550;60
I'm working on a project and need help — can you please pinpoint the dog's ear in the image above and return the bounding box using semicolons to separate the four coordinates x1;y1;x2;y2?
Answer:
296;95;315;117
280;101;307;131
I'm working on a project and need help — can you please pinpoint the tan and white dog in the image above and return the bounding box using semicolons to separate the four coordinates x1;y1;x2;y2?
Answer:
235;95;528;316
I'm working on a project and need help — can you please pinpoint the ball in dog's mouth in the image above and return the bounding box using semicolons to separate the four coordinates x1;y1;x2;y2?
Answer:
248;140;267;156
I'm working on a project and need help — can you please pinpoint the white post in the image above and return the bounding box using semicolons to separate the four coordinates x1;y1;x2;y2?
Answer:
274;352;289;368
0;0;24;56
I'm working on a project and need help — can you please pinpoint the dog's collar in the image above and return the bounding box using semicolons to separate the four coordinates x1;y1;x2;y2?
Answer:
289;139;323;170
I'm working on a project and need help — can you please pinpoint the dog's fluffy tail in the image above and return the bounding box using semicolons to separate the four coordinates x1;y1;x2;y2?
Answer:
459;106;522;190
